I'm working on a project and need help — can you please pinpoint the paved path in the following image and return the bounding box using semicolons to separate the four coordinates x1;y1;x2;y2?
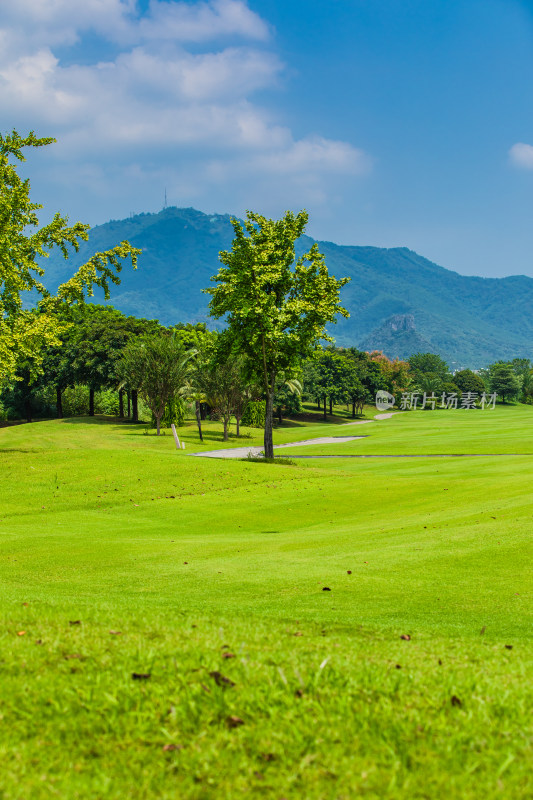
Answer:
191;435;367;459
190;412;401;459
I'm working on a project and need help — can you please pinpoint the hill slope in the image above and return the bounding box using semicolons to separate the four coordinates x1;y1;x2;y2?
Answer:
42;207;533;368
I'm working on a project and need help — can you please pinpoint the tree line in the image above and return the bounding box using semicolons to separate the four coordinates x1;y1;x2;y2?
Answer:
3;304;529;435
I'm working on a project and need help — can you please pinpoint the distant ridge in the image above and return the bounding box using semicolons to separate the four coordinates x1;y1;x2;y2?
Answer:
42;207;533;368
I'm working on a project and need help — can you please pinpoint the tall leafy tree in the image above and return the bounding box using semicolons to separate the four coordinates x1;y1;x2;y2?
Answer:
205;210;349;457
118;335;191;435
0;130;139;386
408;352;450;380
69;305;160;416
489;362;520;403
453;369;486;395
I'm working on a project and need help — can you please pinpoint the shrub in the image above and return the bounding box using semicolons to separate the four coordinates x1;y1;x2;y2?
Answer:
95;389;120;416
241;400;266;428
151;397;186;429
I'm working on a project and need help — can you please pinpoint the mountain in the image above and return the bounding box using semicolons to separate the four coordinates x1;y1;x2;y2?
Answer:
41;206;533;368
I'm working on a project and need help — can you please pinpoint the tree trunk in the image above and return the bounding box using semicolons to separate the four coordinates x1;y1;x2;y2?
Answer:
195;401;203;442
127;391;131;417
352;400;356;418
25;397;32;424
223;417;229;441
323;395;327;421
264;384;275;458
131;390;138;423
156;416;161;435
56;386;63;419
317;398;321;410
89;388;95;417
329;397;333;415
236;415;240;437
119;389;124;418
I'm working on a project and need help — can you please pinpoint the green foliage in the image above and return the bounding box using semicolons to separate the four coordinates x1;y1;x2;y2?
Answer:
195;349;250;439
151;397;186;429
94;388;120;416
0;130;140;386
205;209;349;456
453;369;486;395
409;352;450;380
241;400;266;428
489;362;521;402
244;453;297;465
118;334;191;434
62;384;91;416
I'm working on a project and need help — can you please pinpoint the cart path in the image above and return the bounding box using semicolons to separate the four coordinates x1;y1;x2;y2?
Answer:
191;435;367;459
191;412;401;459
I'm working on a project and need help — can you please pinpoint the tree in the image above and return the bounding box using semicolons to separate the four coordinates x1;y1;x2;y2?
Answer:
118;335;191;435
453;369;486;395
196;347;251;440
205;210;349;457
489;362;520;403
0;130;139;386
274;375;302;424
175;323;218;440
368;351;411;396
69;305;160;416
304;349;350;420
408;352;450;380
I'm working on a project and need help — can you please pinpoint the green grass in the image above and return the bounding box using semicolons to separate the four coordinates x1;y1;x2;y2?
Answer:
0;408;531;799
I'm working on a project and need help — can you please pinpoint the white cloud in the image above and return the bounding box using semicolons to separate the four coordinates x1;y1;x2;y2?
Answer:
138;0;270;44
509;142;533;169
0;0;371;222
253;136;371;175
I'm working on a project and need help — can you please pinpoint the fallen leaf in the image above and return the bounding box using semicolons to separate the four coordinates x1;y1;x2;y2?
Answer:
132;672;151;680
400;634;411;641
35;639;43;645
109;630;122;635
64;653;83;660
347;570;352;574
69;620;81;626
322;587;331;592
183;561;188;565
200;683;211;693
505;644;513;650
17;631;26;636
451;695;462;707
162;744;183;752
293;631;303;637
480;626;486;636
395;664;402;669
226;715;244;728
261;753;276;762
22;602;29;607
295;688;304;698
209;671;235;687
222;652;235;659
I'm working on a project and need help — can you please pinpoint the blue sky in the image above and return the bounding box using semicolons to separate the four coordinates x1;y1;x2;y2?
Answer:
3;0;533;277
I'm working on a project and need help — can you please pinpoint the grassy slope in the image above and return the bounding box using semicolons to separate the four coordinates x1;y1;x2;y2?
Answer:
0;409;531;799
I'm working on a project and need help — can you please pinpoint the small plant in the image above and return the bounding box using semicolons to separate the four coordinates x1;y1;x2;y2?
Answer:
243;452;296;465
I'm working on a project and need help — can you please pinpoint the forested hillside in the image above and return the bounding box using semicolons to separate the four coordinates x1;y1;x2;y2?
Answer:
42;207;533;368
